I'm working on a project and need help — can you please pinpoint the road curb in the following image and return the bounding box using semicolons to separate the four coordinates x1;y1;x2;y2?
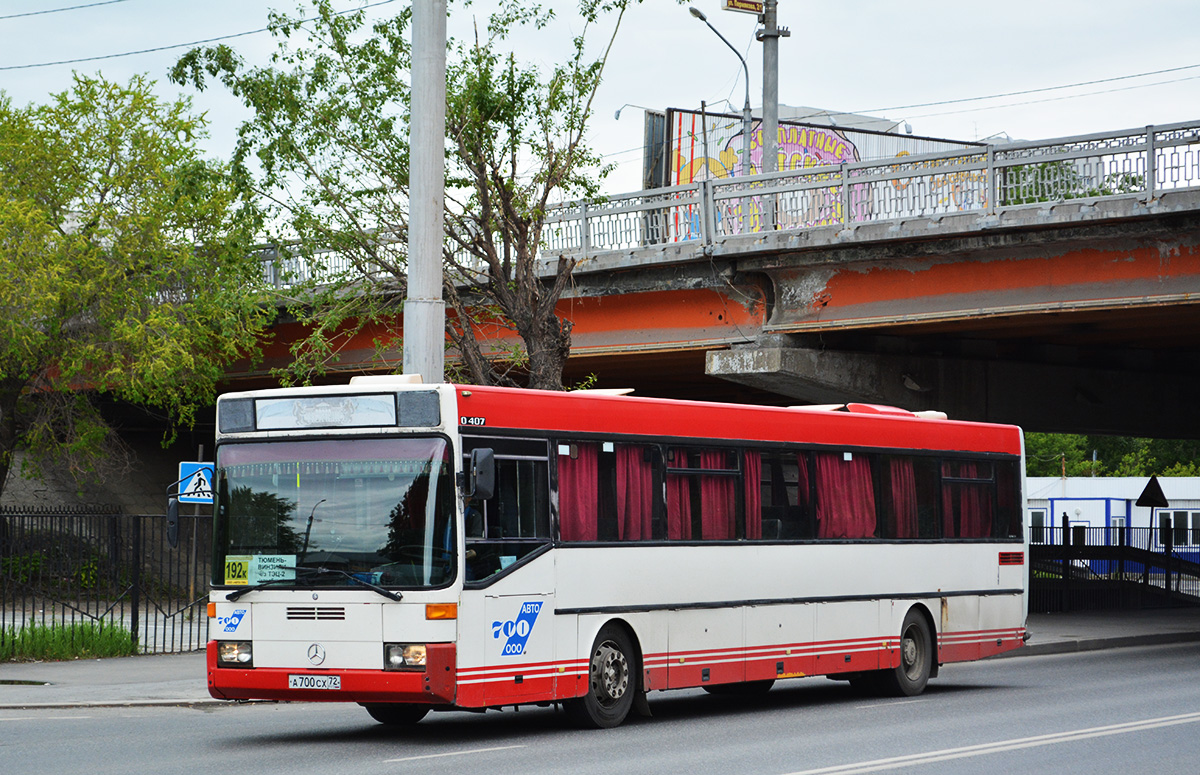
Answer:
0;698;231;710
991;630;1200;659
0;697;285;710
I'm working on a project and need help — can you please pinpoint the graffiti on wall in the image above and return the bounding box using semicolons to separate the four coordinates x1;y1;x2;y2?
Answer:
672;114;860;184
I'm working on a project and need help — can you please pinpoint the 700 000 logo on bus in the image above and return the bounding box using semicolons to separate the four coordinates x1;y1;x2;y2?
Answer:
492;601;542;656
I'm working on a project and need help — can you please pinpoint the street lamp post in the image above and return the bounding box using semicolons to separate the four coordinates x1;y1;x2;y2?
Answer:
688;7;753;179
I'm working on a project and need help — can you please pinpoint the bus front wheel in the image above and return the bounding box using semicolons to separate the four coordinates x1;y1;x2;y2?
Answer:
881;610;933;697
362;703;429;726
566;624;637;729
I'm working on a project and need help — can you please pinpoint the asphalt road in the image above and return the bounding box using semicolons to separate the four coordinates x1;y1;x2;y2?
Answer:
5;643;1200;774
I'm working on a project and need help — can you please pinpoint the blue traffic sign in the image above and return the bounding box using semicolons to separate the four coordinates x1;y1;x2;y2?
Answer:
178;462;215;504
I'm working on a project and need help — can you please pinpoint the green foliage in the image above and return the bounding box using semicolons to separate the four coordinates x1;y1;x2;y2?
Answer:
1025;433;1200;477
1;553;44;584
1001;159;1145;206
569;373;600;391
0;74;274;498
0;622;136;662
170;0;637;390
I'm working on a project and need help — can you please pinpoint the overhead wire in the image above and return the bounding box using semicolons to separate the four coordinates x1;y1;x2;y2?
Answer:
0;0;129;20
0;0;395;71
904;73;1200;119
858;62;1200;114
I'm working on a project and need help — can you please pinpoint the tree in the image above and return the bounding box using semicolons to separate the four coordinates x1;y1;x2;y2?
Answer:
0;75;273;501
1025;433;1200;477
169;0;636;390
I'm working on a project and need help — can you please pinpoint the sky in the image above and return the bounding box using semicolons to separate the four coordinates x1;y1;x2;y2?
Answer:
2;0;1199;194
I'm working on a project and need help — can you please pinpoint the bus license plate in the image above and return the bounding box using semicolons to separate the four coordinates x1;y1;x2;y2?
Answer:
288;674;341;690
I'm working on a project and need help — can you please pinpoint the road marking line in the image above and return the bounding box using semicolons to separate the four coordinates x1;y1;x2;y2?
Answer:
853;699;929;710
383;744;525;763
0;716;92;722
781;711;1200;775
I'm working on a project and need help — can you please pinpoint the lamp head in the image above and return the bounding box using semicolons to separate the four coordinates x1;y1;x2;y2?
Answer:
688;7;707;21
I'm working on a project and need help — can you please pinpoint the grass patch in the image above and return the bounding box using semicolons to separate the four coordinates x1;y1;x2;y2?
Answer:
0;622;137;662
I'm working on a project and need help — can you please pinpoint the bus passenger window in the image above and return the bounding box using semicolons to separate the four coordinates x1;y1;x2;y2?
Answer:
755;450;810;540
559;441;601;541
996;461;1022;539
614;444;656;541
813;452;877;539
559;442;659;542
941;460;995;539
666;447;739;541
879;456;940;539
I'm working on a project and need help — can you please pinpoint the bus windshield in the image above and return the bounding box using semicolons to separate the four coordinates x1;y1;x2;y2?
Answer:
213;437;456;589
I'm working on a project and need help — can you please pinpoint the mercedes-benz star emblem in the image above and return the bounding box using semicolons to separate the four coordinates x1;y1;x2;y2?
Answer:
307;643;326;666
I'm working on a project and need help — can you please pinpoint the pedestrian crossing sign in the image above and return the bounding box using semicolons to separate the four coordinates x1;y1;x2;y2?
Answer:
178;462;215;504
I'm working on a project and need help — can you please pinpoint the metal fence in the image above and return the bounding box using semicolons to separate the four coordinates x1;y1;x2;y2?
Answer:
543;120;1200;256
0;510;212;654
252;121;1200;285
1030;526;1200;613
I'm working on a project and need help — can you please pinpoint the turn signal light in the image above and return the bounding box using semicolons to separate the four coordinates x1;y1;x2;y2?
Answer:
207;602;217;618
425;603;457;620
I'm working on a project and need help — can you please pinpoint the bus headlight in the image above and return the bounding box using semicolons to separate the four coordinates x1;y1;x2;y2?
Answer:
217;641;253;667
384;643;426;671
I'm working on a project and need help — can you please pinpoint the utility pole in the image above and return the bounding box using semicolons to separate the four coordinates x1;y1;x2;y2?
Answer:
757;0;788;229
759;0;781;175
404;0;447;383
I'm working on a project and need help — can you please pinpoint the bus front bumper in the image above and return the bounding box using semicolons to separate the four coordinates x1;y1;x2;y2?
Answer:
206;641;457;704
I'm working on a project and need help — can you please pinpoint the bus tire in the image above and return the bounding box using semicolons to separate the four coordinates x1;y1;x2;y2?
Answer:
566;624;637;729
362;703;429;725
880;610;933;697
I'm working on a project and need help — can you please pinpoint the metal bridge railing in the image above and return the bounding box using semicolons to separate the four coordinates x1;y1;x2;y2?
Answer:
256;121;1200;285
544;120;1200;257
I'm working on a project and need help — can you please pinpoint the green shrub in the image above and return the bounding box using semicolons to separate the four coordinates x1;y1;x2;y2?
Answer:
1;553;44;583
0;622;136;662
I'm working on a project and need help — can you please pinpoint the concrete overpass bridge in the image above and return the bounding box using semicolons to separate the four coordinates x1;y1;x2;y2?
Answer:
251;121;1200;437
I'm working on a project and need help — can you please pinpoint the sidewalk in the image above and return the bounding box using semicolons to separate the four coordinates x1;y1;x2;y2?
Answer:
1018;607;1200;656
4;608;1200;709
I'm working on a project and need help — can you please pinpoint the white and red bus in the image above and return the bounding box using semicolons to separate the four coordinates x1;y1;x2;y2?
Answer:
200;377;1027;728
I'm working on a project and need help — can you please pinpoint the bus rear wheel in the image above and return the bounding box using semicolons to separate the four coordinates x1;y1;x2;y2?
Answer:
362;703;429;725
880;610;933;697
566;624;637;729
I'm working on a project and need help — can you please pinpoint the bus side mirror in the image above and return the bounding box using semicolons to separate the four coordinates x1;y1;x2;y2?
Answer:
467;448;495;500
166;498;180;548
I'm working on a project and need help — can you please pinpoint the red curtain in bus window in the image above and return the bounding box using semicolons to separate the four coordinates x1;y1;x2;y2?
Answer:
942;462;993;538
616;445;654;541
700;450;735;540
815;453;877;539
796;453;811;510
887;458;919;539
744;451;762;540
559;443;599;541
666;449;691;540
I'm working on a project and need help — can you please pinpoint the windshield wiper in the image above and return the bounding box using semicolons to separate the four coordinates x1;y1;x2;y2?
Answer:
305;567;404;601
225;566;402;602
